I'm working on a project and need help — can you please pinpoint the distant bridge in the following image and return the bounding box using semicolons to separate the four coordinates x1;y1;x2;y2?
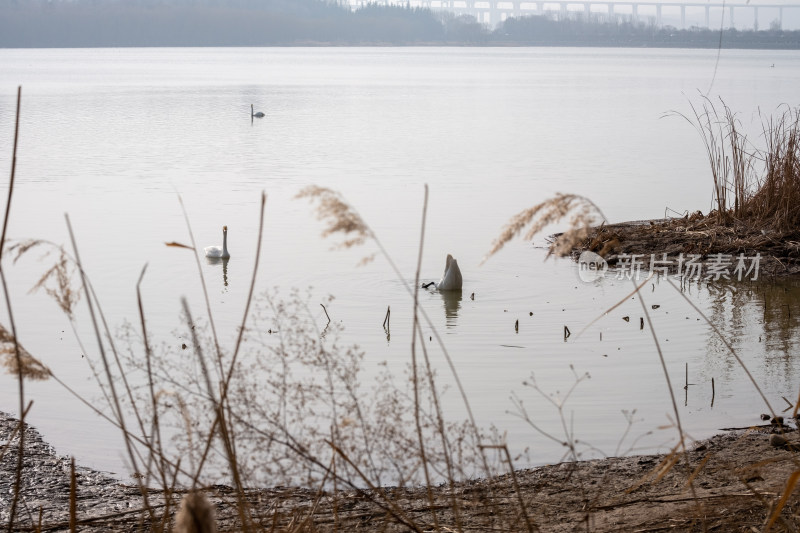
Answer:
342;0;800;28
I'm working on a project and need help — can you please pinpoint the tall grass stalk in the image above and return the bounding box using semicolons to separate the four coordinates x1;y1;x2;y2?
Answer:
409;184;439;529
64;214;155;522
1;86;24;533
136;263;174;508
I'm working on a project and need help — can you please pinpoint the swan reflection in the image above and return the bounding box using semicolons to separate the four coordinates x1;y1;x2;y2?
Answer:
441;290;462;325
205;256;229;287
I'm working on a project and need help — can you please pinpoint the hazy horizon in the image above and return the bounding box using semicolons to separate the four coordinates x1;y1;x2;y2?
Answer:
1;0;799;48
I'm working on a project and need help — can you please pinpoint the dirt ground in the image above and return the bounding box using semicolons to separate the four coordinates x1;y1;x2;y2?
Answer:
3;410;800;532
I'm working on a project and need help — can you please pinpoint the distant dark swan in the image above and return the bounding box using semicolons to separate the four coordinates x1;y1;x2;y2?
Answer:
251;104;265;118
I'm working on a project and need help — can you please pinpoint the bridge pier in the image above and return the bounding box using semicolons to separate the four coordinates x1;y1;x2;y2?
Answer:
681;5;685;27
490;6;500;25
754;6;758;30
656;4;662;25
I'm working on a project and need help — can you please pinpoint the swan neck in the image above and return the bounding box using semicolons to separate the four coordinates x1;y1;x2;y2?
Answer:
222;230;229;257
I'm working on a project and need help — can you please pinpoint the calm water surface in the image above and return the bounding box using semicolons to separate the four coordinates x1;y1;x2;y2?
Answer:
1;47;800;479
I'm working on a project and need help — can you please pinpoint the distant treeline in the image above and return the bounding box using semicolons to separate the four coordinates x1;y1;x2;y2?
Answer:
496;15;800;48
1;0;799;48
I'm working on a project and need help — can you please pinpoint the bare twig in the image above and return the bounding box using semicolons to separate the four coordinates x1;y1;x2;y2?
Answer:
382;305;390;329
320;303;331;325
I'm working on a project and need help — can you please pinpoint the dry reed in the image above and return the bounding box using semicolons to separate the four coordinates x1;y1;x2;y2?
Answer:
483;192;608;262
673;98;800;234
295;185;376;264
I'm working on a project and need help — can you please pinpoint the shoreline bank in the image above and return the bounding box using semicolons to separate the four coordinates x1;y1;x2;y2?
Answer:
3;410;800;531
568;215;800;279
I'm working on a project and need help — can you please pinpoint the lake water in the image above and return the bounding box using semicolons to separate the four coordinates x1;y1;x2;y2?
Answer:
1;47;800;482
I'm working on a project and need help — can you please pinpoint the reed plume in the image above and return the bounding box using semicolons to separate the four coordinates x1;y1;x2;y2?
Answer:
482;193;607;263
0;323;50;381
295;185;376;264
6;240;80;317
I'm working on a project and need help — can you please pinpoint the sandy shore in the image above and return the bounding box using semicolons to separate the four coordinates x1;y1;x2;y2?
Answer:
3;410;800;531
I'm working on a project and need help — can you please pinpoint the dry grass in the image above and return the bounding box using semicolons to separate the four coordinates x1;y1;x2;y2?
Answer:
748;105;800;232
675;98;800;235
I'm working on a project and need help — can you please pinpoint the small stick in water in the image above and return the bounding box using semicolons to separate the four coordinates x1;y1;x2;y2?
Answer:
320;303;331;326
564;325;571;341
711;377;715;407
640;317;644;330
515;319;519;333
382;305;390;329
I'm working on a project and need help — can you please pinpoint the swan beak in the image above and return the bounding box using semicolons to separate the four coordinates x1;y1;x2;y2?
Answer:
223;225;228;231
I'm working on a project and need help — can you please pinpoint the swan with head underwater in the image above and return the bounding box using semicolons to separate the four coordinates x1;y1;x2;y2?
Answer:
204;226;230;259
251;104;265;119
423;254;462;291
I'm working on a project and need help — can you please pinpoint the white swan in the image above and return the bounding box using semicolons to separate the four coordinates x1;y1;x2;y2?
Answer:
251;104;265;118
204;226;230;259
424;254;462;291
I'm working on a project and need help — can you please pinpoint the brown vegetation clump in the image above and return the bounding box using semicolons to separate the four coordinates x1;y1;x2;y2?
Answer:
747;105;800;232
175;491;217;533
570;101;800;273
573;214;800;276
